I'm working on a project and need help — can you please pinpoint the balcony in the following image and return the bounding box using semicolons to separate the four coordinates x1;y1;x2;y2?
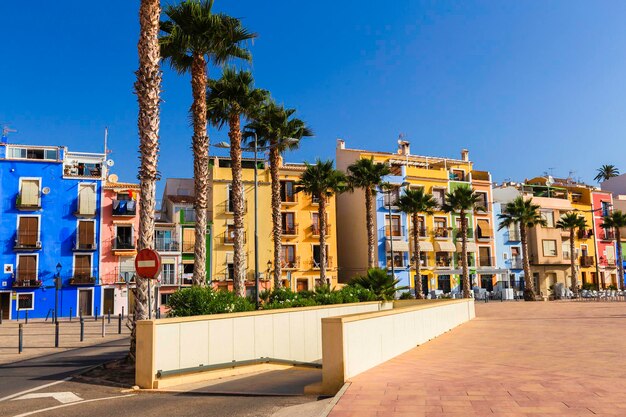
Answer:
311;224;331;236
224;230;247;245
281;256;300;270
508;230;521;242
223;200;248;214
12;279;42;288
155;238;179;252
69;275;97;286
577;229;593;240
182;239;194;253
14;232;41;251
15;194;41;211
601;229;616;240
435;255;452;268
409;227;428;238
509;257;523;269
382;194;400;208
381;225;407;240
456;254;476;267
106;267;136;284
112;199;137;216
478;256;495;267
453;228;474;240
312;256;333;269
386;257;407;269
73;239;97;251
434;227;450;239
580;256;594;267
112;239;135;251
282;224;299;237
281;194;298;205
161;273;177;286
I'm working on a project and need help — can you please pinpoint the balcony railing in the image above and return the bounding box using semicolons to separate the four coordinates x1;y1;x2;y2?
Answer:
312;224;331;236
601;230;616;240
282;224;299;236
508;229;521;242
435;256;452;268
155;238;179;252
281;256;300;270
382;194;400;208
453;228;474;240
580;256;594;267
312;256;333;269
14;232;41;251
112;239;135;251
182;240;194;253
112;199;137;216
224;230;247;245
409;227;428;238
161;272;177;286
108;267;136;284
12;279;42;288
73;239;97;251
478;256;495;267
434;227;450;238
281;193;298;205
69;275;97;286
381;225;407;239
456;254;476;267
577;229;593;240
509;257;523;269
16;193;42;211
386;257;407;269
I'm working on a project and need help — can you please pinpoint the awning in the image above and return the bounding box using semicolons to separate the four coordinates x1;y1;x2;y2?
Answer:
182;259;194;265
455;241;477;252
417;241;434;252
435;241;456;252
476;220;493;238
476;268;508;274
386;240;409;252
435;269;463;275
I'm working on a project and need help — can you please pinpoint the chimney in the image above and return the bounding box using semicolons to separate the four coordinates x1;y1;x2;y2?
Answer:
461;149;469;162
398;140;410;156
336;138;345;149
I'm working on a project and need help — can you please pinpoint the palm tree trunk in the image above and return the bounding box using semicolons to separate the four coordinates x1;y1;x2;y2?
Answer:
616;228;624;291
365;187;375;268
190;53;209;287
131;0;161;361
412;213;423;299
460;212;470;298
520;225;536;301
229;112;246;297
269;145;282;288
570;229;577;296
319;195;327;283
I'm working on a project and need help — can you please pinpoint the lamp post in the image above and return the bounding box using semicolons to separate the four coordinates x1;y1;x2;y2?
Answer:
55;263;62;323
214;136;298;309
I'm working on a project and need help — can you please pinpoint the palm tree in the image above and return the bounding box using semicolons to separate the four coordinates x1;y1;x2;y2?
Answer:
594;165;619;183
348;268;408;301
556;212;587;296
295;160;347;283
160;0;255;286
346;158;391;268
442;187;485;299
497;196;546;301
206;68;267;297
397;188;438;299
244;102;313;288
131;0;162;361
601;210;626;290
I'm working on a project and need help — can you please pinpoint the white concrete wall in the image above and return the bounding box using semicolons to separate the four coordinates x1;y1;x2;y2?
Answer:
342;300;474;379
152;302;384;374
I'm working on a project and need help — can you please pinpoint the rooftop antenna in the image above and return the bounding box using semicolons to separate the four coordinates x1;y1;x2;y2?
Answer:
1;124;17;143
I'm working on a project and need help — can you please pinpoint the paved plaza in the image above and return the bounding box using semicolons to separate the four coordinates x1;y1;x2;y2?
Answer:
329;301;626;417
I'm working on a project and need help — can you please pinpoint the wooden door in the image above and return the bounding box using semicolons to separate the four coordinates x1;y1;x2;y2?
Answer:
79;290;92;316
78;221;95;249
0;293;10;320
103;288;115;315
296;279;308;292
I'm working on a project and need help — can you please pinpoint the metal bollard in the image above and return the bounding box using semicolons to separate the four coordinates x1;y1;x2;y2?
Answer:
80;318;84;342
0;310;3;325
19;324;23;353
79;310;83;320
25;311;28;324
55;321;60;348
69;307;73;322
121;306;124;320
118;314;122;334
107;309;111;324
156;308;161;319
101;315;105;338
94;307;98;321
16;310;20;322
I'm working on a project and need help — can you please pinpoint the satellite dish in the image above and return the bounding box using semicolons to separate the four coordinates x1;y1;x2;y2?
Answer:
546;175;555;186
106;159;115;167
42;187;51;195
108;174;119;183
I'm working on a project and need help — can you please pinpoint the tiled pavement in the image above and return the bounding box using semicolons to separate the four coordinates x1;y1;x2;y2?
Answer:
329;301;626;416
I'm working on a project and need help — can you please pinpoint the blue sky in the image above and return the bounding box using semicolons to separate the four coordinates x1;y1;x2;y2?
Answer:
2;0;626;195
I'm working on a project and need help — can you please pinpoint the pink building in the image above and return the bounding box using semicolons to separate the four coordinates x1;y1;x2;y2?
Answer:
591;191;618;288
100;179;140;315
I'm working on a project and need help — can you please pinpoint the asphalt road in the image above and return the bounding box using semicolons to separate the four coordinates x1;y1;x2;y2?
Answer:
0;337;129;401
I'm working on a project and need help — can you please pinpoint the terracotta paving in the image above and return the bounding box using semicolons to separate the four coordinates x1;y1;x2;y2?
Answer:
329;301;626;417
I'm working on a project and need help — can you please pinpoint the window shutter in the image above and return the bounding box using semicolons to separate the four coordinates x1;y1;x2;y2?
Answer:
21;180;40;206
19;256;36;280
75;255;91;277
19;217;38;245
79;185;96;215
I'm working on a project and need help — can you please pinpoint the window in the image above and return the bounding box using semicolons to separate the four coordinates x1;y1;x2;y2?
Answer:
432;189;445;207
562;240;571;260
225;224;236;244
282;245;297;268
437;275;451;292
511;247;520;258
17;255;37;281
16;217;39;249
77;221;96;249
479;246;492;266
74;255;92;278
9;147;57;161
155;230;174;251
17;293;34;310
416;216;427;237
226;185;244;213
162;264;175;285
77;183;96;216
434;218;448;238
602;201;611;217
182;228;194;252
313;245;330;268
386;252;405;268
311;213;328;235
160;293;172;306
476;220;493;239
475;192;488;209
282;212;297;234
280;181;296;203
115;225;133;249
18;179;41;208
383;187;400;207
542;240;557;257
541;210;555;228
116;192;131;201
385;215;402;237
435;252;451;267
183;263;194;274
450;170;465;181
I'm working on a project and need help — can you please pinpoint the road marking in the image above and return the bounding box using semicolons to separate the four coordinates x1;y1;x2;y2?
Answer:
0;378;72;403
11;394;136;417
12;392;82;404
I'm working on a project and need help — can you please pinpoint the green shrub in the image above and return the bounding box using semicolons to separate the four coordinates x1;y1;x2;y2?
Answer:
167;286;255;317
347;268;408;301
581;282;597;291
399;291;414;300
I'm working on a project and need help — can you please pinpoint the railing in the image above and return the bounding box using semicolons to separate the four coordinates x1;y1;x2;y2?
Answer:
12;279;42;288
409;227;428;238
282;224;299;236
478;256;495;267
601;230;616;240
161;272;177;286
580;256;594;267
386;257;406;268
106;267;136;284
599;257;616;267
112;239;135;251
435;256;452;267
312;256;333;269
311;224;331;236
453;228;473;240
69;275;97;285
577;229;593;239
508;229;521;242
14;232;41;250
471;170;490;181
155;238;179;252
281;193;298;204
112;199;137;216
182;208;196;223
73;239;97;251
16;193;41;210
224;231;247;245
382;194;400;208
382;225;407;239
63;163;103;178
456;254;475;267
509;257;523;269
223;200;249;214
434;227;449;238
281;256;300;270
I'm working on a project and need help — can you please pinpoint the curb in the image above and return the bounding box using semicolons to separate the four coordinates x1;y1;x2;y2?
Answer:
122;388;306;398
318;382;350;417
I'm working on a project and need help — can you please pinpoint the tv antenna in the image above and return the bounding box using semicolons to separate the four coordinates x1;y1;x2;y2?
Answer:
1;124;17;143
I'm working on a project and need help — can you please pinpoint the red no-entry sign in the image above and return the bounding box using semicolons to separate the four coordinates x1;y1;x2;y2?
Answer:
135;249;161;279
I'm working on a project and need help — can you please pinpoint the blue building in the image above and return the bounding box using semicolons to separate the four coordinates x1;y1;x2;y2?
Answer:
492;199;525;292
0;142;106;319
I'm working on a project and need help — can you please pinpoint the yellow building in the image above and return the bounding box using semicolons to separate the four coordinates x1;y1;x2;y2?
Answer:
208;156;339;293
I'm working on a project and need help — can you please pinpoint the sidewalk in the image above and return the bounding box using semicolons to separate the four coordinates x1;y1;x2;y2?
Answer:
329;301;626;416
0;317;130;365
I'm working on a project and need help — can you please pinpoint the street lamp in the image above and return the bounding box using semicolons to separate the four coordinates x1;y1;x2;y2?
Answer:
55;263;62;323
215;136;299;309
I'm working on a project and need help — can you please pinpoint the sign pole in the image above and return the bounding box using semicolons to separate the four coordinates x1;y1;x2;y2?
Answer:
147;278;152;320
